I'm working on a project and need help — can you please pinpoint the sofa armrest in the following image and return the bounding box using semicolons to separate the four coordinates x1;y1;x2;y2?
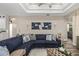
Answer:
56;38;61;47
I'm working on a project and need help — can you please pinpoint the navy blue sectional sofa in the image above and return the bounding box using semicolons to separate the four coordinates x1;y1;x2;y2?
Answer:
0;34;61;56
0;35;23;53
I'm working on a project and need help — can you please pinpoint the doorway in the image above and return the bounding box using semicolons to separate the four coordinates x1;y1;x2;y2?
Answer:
67;23;73;40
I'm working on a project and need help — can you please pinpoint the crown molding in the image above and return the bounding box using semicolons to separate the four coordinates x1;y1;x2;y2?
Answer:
19;3;79;16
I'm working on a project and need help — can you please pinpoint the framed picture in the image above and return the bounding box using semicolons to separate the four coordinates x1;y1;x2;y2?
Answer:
42;22;51;30
32;22;41;29
32;22;51;30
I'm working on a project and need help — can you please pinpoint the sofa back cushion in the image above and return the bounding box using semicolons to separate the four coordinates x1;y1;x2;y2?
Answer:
0;35;23;52
36;34;46;40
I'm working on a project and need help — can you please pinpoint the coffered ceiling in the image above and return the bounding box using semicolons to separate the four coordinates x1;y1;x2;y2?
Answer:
0;3;79;16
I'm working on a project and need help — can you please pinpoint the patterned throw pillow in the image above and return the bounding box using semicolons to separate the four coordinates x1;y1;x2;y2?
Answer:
23;34;30;43
46;34;52;41
0;46;9;56
52;34;57;41
29;34;36;40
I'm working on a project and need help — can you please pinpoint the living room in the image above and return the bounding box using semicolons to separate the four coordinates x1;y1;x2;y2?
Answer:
0;1;79;56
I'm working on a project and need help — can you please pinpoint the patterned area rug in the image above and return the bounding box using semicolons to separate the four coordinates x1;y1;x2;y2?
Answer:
47;48;66;56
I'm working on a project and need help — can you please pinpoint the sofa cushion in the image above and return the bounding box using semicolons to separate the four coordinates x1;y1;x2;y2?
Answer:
56;38;61;47
36;34;46;40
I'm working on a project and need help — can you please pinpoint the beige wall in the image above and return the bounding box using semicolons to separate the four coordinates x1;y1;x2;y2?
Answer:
11;16;67;41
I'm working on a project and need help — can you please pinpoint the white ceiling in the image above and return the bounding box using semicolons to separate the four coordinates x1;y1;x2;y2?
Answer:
0;3;79;16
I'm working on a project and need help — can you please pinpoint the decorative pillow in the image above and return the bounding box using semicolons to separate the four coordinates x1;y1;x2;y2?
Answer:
23;34;30;43
29;34;36;40
46;34;52;41
0;46;9;56
10;49;26;56
52;34;57;41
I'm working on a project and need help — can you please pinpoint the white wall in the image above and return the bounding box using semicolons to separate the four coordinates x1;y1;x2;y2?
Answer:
11;16;67;41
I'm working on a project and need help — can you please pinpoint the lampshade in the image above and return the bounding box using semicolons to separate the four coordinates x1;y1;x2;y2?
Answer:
10;18;16;23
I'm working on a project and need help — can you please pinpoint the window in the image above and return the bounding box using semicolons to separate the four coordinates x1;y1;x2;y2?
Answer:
0;16;6;32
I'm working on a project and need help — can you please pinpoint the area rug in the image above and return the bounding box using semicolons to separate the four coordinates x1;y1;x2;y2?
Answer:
47;48;66;56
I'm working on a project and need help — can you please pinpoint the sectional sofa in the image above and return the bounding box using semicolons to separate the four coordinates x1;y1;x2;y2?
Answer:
0;34;61;56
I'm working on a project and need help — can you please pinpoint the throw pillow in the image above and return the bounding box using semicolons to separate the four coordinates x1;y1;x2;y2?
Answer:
52;34;57;41
29;34;36;40
46;34;52;41
23;34;30;43
0;46;9;56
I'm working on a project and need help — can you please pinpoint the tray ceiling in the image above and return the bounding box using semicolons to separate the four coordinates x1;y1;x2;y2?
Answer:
25;3;70;10
0;3;79;16
19;3;76;13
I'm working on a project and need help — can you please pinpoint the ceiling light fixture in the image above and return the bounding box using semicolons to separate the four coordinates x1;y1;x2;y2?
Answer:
38;3;43;6
46;14;50;16
37;3;52;8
